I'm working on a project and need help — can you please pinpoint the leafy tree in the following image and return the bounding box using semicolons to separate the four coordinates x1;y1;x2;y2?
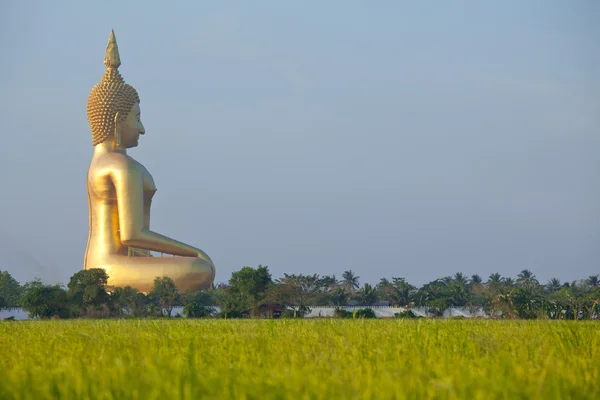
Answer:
149;276;180;317
182;290;215;318
317;275;340;291
311;274;341;305
328;287;350;306
0;270;23;308
470;274;482;285
356;283;378;306
111;286;149;317
227;265;273;316
67;268;111;315
269;273;322;316
212;285;247;318
415;280;446;309
20;280;70;319
342;270;360;291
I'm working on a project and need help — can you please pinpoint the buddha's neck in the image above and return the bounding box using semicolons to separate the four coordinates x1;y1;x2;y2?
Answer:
94;140;127;156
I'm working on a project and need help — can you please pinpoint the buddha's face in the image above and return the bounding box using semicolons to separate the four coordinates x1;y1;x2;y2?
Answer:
118;103;145;148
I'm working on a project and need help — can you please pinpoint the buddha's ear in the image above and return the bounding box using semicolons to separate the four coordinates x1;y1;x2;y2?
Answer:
114;112;121;147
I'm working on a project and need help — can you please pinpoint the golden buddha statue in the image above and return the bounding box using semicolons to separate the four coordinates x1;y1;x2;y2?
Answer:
83;30;215;292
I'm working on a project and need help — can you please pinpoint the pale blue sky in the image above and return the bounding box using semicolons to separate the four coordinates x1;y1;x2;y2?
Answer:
0;1;598;286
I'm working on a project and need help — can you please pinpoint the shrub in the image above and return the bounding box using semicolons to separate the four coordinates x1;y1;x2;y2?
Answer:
334;308;377;319
279;310;304;319
215;310;247;319
395;310;421;319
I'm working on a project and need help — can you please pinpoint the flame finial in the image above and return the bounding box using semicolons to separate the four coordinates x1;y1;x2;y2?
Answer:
104;29;121;69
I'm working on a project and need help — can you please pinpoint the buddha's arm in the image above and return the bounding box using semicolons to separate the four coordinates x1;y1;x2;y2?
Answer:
112;165;212;263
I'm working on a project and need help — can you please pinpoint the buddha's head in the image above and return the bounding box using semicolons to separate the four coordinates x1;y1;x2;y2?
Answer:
87;30;145;148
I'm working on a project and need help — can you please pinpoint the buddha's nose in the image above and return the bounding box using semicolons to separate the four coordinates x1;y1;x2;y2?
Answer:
139;129;145;135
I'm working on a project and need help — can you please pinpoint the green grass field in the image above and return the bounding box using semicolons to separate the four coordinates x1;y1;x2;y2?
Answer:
0;320;598;399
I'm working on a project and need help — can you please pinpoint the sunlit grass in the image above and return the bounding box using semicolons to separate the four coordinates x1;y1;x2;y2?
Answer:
0;320;598;399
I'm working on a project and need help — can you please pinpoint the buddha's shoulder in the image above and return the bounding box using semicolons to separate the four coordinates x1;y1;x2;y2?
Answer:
89;152;145;175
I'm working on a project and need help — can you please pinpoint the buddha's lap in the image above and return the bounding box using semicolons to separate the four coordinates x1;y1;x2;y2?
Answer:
99;256;213;291
101;255;210;269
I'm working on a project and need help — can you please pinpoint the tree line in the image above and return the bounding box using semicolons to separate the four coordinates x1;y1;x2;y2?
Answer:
1;267;599;319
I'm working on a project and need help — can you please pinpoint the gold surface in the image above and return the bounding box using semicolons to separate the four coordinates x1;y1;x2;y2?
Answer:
83;30;215;292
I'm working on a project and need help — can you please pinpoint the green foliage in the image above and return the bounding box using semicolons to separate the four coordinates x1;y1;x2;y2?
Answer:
230;265;272;298
226;265;273;316
19;280;71;319
512;285;543;319
111;286;149;317
341;270;360;291
148;276;180;317
0;270;23;308
67;268;111;316
269;273;324;314
355;283;378;305
517;269;539;288
354;308;377;319
2;265;599;321
327;287;350;306
212;286;248;318
279;310;303;319
182;290;215;318
334;307;376;319
546;278;562;293
394;310;421;319
215;309;247;319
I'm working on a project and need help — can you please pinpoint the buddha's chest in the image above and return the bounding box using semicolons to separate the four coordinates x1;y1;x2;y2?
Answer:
141;166;157;200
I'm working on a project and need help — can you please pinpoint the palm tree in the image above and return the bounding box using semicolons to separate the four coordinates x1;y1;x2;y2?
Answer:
546;278;562;293
586;275;599;288
512;285;543;319
377;278;391;289
356;283;378;306
342;270;360;291
517;269;539;287
392;277;416;307
442;280;467;307
453;272;468;284
504;277;516;287
439;276;453;285
487;273;503;286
